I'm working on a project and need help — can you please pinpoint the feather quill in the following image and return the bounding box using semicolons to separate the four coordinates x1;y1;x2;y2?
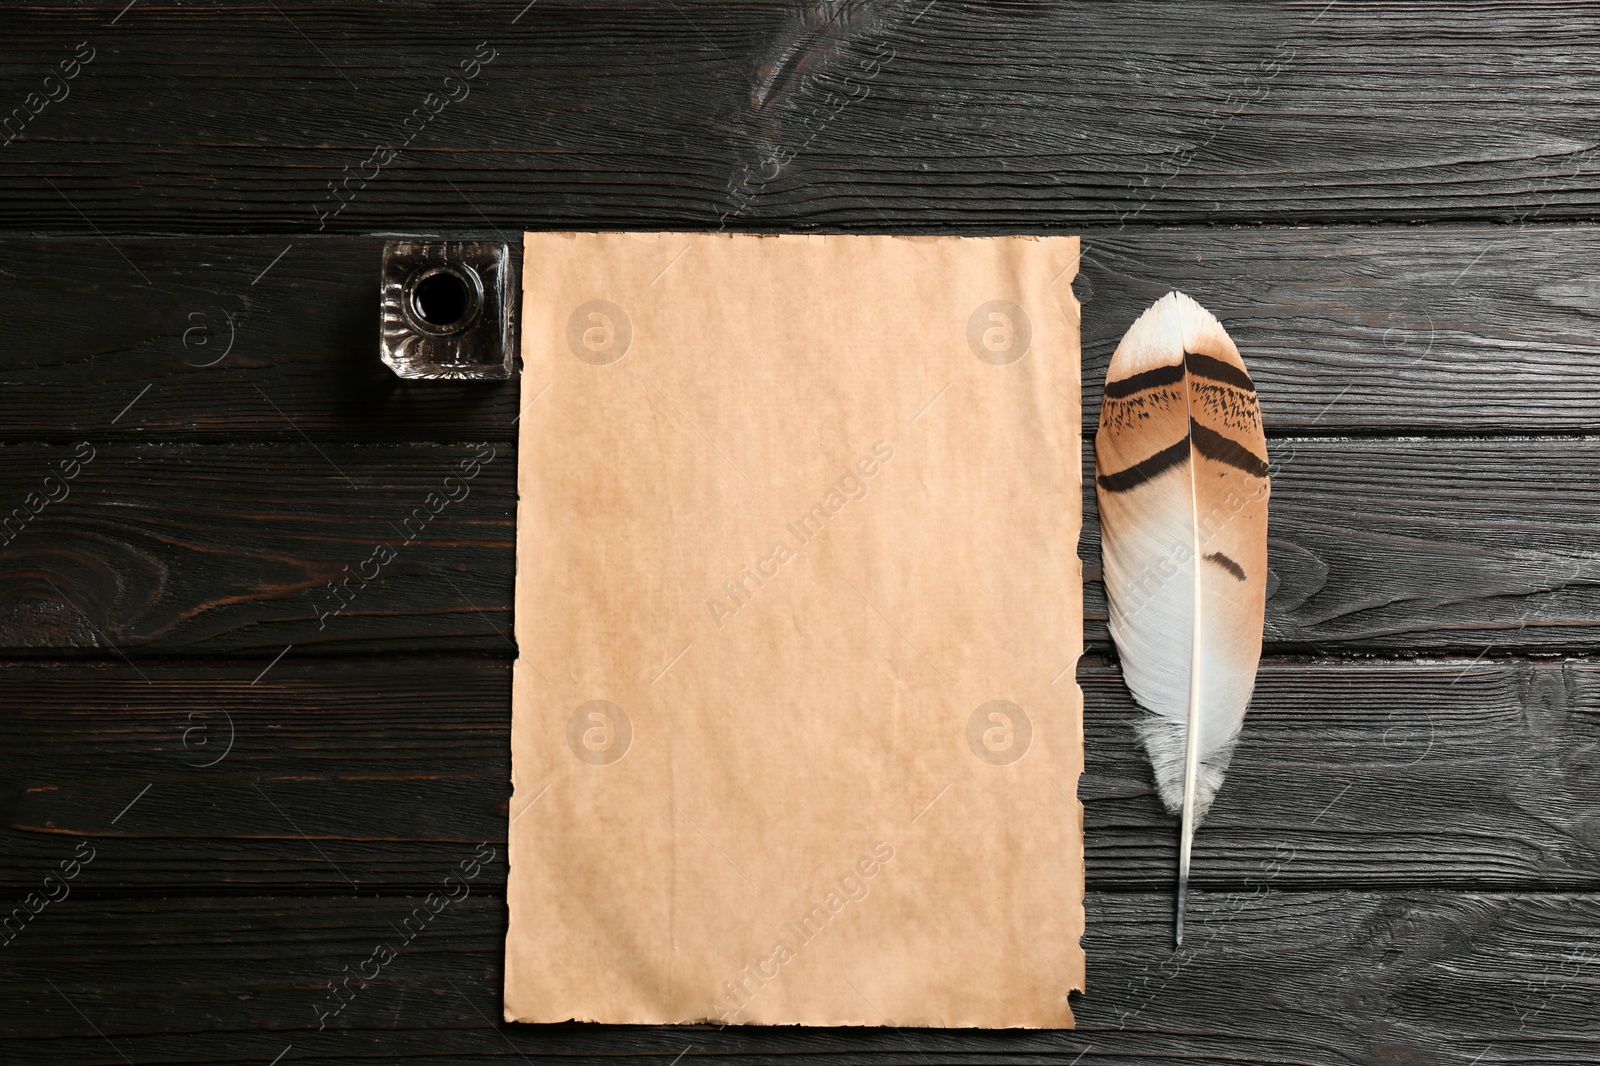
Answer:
1095;291;1270;946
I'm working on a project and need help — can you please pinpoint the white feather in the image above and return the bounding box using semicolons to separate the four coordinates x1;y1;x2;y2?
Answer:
1095;292;1270;941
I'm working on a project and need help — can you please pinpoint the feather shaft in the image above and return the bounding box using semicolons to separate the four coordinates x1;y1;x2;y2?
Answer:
1177;392;1204;946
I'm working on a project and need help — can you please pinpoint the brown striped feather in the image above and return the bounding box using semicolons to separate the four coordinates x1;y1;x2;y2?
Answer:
1094;291;1269;944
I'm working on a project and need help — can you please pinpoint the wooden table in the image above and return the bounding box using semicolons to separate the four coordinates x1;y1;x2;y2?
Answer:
4;3;1596;1062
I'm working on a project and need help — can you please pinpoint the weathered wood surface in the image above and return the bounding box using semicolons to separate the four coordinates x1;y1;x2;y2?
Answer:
11;227;1600;441
6;0;1599;1061
10;3;1600;232
5;656;1598;893
1;438;1597;655
2;891;1595;1064
0;443;513;655
1081;226;1600;433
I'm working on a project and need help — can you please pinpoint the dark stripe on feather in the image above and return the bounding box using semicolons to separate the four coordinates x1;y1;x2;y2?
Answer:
1097;437;1190;492
1190;419;1269;477
1098;411;1268;492
1204;552;1247;581
1103;353;1254;402
1103;361;1184;399
1185;350;1256;392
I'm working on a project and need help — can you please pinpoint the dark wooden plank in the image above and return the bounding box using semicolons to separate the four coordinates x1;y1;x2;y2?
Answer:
1;890;1594;1063
6;655;1598;891
0;239;519;443
8;3;1600;232
1083;436;1600;653
0;656;513;893
11;226;1600;442
1082;225;1600;433
1090;655;1600;891
2;437;1598;655
0;442;512;655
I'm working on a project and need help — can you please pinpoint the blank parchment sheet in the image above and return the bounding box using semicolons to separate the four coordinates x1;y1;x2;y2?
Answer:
507;232;1085;1028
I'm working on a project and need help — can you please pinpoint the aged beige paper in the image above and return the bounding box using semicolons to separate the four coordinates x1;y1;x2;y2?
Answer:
507;232;1084;1028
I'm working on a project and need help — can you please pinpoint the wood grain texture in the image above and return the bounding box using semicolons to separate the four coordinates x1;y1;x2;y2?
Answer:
5;655;1597;892
12;226;1600;442
5;1;1599;1057
0;442;512;655
8;2;1600;232
1082;226;1600;433
2;891;1595;1064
